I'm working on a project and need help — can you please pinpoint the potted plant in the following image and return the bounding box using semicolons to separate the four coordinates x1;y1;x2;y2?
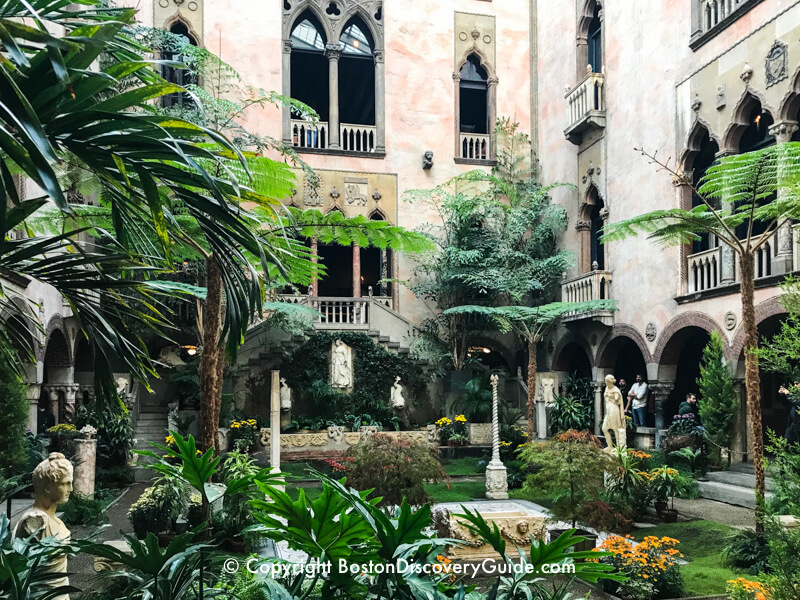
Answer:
650;465;680;523
520;430;612;550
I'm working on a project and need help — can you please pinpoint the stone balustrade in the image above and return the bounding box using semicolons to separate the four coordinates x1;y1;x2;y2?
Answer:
561;270;614;324
459;133;491;160
564;71;605;143
340;124;376;152
291;119;328;149
686;230;786;294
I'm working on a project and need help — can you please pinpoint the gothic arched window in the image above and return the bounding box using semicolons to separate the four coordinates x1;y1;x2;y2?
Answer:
162;21;198;109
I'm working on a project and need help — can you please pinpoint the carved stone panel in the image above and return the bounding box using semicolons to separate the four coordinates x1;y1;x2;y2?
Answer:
344;177;369;206
154;0;203;43
454;12;496;69
765;40;788;88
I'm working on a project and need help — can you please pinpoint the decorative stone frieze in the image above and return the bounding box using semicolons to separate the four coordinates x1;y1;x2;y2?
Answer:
258;426;441;454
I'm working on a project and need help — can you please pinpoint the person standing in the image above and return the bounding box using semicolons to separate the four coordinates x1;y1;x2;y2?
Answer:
628;374;649;427
618;378;629;413
778;384;800;444
678;392;703;425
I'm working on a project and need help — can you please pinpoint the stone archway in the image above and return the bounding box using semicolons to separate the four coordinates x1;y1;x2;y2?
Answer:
41;326;76;425
550;333;593;379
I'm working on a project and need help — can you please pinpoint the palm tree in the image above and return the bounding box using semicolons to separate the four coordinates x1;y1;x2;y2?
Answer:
603;144;800;531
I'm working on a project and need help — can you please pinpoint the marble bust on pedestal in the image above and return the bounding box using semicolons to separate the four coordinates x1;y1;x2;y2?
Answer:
13;452;74;600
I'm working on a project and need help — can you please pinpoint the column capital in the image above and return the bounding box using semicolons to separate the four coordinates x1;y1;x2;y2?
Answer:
282;38;293;53
769;120;799;143
324;43;343;61
649;382;673;402
576;219;591;232
373;48;384;64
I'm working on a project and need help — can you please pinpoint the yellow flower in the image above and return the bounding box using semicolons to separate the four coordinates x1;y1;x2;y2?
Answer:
455;415;467;423
165;435;175;445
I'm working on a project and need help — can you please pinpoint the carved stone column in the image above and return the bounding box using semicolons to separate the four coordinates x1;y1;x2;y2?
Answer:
26;384;41;433
650;382;673;448
391;252;400;311
310;238;319;297
769;121;799;274
487;78;498;160
281;39;293;145
374;49;386;153
485;374;508;499
63;384;79;424
720;243;736;284
44;386;60;426
352;244;361;298
74;434;97;498
593;381;604;437
576;220;591;273
325;44;343;149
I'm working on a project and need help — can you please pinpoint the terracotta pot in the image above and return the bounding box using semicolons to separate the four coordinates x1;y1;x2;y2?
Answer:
709;465;723;472
223;538;246;553
662;508;678;523
654;500;668;515
157;532;177;547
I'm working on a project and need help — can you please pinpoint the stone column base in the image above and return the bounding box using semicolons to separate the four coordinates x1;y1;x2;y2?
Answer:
485;462;508;500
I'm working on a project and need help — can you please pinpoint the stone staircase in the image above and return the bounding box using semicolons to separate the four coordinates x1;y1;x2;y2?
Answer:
697;462;775;509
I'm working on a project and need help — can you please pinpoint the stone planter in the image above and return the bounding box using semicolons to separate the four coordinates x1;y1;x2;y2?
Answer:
549;528;597;552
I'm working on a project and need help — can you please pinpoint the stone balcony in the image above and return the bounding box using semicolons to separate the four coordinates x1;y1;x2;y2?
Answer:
291;120;377;153
681;226;800;300
459;133;491;161
564;71;605;145
690;0;764;50
561;269;614;325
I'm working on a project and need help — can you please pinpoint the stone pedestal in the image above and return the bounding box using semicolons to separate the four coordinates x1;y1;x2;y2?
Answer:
594;382;604;437
485;463;509;500
74;438;96;497
536;398;547;440
485;374;508;499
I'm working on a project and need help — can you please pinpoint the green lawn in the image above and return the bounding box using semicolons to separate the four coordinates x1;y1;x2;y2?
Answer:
509;488;555;509
424;481;486;503
442;457;485;476
632;520;741;597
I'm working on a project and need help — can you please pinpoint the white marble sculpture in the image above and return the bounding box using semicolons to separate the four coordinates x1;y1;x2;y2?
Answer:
330;340;353;389
602;374;626;449
541;377;556;405
280;377;292;411
390;376;405;409
13;453;74;600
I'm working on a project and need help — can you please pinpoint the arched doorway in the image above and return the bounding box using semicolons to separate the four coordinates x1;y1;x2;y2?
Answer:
74;337;94;407
552;341;592;379
317;243;353;297
42;329;72;425
659;327;711;421
360;212;392;298
743;314;791;443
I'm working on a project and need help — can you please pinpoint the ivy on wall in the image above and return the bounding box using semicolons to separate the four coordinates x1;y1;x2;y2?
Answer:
283;332;427;427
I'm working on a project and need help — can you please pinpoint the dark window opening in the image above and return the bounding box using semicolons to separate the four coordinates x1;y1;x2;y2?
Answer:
691;128;720;253
590;198;605;270
360;212;391;297
736;100;775;239
291;14;329;121
459;54;488;134
162;21;198;109
338;19;375;126
317;244;353;297
587;5;602;73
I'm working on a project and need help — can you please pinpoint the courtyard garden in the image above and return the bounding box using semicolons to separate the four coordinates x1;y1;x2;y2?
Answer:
2;2;800;600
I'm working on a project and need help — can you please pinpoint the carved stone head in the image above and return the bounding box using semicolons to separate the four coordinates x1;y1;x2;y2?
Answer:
422;150;434;169
32;452;73;507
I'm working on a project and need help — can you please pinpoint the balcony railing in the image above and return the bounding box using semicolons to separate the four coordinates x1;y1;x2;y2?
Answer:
291;121;377;153
686;232;780;294
292;120;328;149
459;133;491;161
691;0;763;49
564;71;606;144
561;270;614;324
340;124;376;153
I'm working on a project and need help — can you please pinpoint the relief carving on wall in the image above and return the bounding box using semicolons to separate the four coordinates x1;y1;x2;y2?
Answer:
765;40;788;88
344;177;368;206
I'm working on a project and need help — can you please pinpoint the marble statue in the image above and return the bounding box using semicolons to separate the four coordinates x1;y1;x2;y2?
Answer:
541;377;556;404
13;453;74;600
280;378;292;411
330;340;352;389
602;374;626;449
390;376;405;409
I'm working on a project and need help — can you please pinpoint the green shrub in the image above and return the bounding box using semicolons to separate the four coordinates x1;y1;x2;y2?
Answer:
0;357;31;477
697;331;738;466
340;434;447;506
96;466;135;488
520;430;611;527
75;404;134;469
127;477;187;539
549;394;594;433
47;423;81;461
722;529;770;575
60;492;107;526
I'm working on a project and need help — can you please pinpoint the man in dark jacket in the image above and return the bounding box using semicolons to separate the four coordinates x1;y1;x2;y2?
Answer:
678;392;702;426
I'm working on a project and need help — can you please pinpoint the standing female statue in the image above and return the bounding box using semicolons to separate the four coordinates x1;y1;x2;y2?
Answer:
602;374;626;449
